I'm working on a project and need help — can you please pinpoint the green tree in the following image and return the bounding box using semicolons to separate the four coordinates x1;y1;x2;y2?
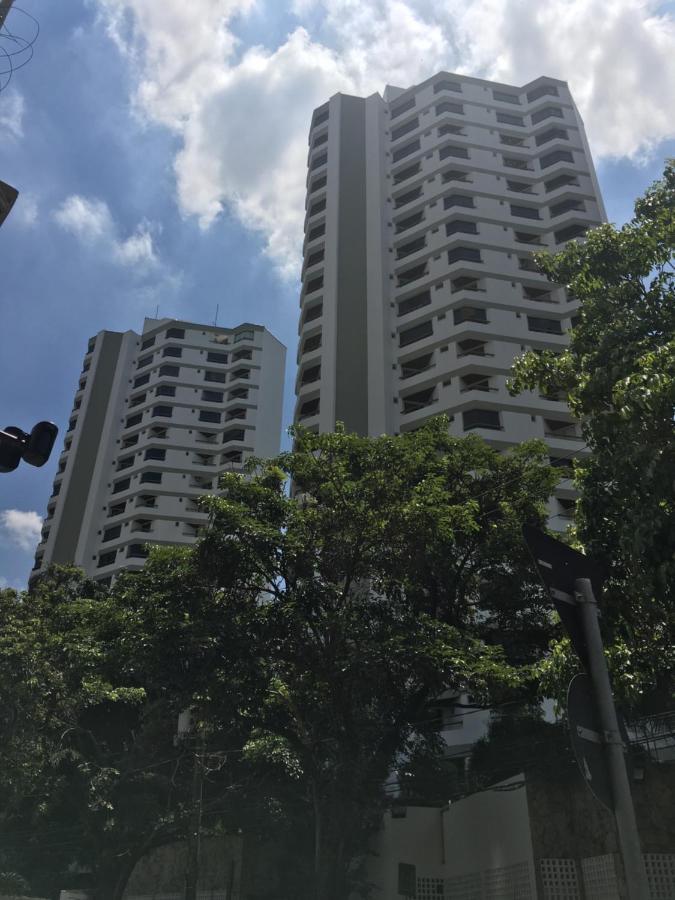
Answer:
195;419;558;899
510;160;675;706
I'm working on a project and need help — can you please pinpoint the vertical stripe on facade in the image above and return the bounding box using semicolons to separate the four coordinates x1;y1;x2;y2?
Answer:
335;95;369;435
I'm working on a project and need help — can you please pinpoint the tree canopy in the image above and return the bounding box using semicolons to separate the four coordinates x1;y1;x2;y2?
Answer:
510;159;675;707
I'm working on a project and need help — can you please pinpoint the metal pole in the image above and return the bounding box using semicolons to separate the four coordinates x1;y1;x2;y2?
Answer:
575;578;650;900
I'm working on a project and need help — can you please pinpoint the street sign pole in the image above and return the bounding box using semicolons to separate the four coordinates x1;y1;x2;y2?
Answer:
575;578;649;900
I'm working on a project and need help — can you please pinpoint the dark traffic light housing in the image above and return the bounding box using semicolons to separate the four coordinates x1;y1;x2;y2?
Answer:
0;421;58;473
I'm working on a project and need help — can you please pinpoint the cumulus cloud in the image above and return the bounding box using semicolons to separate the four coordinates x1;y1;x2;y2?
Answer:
96;0;675;277
53;194;157;266
0;509;42;552
0;89;25;139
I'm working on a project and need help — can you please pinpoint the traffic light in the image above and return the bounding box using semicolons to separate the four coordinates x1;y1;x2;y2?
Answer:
0;421;58;473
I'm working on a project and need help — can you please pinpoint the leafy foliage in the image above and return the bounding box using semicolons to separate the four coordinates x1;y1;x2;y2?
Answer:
510;160;675;706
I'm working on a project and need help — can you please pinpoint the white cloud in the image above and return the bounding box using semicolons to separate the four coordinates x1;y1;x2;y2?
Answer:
95;0;675;277
53;194;157;267
0;509;42;552
0;89;25;139
11;193;39;227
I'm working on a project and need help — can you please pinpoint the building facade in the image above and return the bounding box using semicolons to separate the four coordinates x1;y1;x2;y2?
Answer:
33;318;286;583
295;72;606;524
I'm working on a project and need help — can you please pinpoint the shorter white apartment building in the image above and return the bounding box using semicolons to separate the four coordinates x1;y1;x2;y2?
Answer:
32;317;285;584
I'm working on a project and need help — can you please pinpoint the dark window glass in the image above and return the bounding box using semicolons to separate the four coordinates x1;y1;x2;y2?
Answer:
304;303;323;324
540;149;574;169
152;405;173;417
204;370;227;383
435;101;464;116
390;95;415;118
496;112;524;126
137;354;153;368
134;373;150;388
202;390;223;402
545;174;579;192
309;198;326;217
399;320;433;347
125;413;142;428
310;151;327;170
144;448;166;460
527;316;563;334
531;106;564;125
454;307;487;325
493;90;520;104
550;199;584;217
392;139;420;163
159;364;180;377
463;409;501;430
444;194;474;209
199;410;221;423
527;83;559;102
112;478;131;494
166;327;185;339
98;550;117;568
397;263;427;287
398;290;431;317
156;384;176;397
311;175;327;193
394;187;423;208
140;471;162;484
206;351;228;364
395;210;425;233
439;144;469;160
141;336;155;350
391;117;418;141
222;428;246;443
308;223;325;241
447;246;482;264
434;79;462;93
303;333;322;353
313;108;329;127
555;224;587;243
446;219;478;236
510;204;541;220
535;127;568;146
162;346;182;358
299;398;319;419
102;525;122;542
301;364;321;385
305;275;324;294
402;388;435;414
396;236;426;259
393;162;421;184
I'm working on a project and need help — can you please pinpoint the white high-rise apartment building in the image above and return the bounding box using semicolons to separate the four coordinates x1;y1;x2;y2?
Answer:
33;317;285;584
295;72;605;523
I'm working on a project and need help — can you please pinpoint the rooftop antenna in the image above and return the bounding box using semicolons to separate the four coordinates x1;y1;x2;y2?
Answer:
214;304;219;327
155;304;159;319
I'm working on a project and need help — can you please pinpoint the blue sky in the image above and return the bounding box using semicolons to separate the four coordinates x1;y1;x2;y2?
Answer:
1;0;674;587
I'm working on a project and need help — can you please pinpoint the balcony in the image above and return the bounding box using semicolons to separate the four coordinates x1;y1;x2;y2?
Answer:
401;388;435;415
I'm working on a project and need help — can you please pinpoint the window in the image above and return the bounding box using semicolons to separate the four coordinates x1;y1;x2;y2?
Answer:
391;117;418;141
446;220;478;236
438;124;464;137
156;384;176;397
435;101;464;116
309;198;326;217
396;236;426;259
117;455;134;471
463;409;501;430
544;418;578;438
108;502;126;517
447;246;482;264
454;307;487;325
515;231;543;245
503;157;532;170
299;398;319;419
150;426;168;438
507;180;535;194
204;370;227;383
493;90;520;104
303;333;322;353
531;106;564;125
555;224;587;243
144;447;166;461
528;316;563;334
496;112;524;127
398;290;431;317
301;364;321;385
395;210;425;233
304;303;323;324
550;199;584;217
442;169;471;184
140;471;162;484
524;286;553;303
166;327;185;339
527;83;559;102
102;524;122;542
393;162;421;184
394;186;423;208
400;353;432;378
311;175;327;194
134;373;150;388
392;139;420;163
540;149;574;169
444;194;474;210
207;351;228;364
313;108;329;127
137;494;157;508
230;368;250;380
112;477;131;494
305;274;324;294
545;174;579;192
125;413;142;428
129;393;146;407
390;95;415;117
127;544;149;559
226;408;247;421
199;410;221;423
434;79;462;93
557;498;576;519
399;320;433;347
310;151;327;170
402;388;435;414
536;127;568;146
439;144;469;160
397;263;427;287
313;132;327;149
229;387;249;400
452;276;482;292
308;223;325;241
137;354;153;368
87;337;96;353
159;364;179;377
306;248;324;268
162;346;182;358
460;373;492;393
223;428;246;443
133;518;153;533
67;418;77;433
152;405;173;417
500;134;527;147
458;338;487;357
202;389;223;402
234;348;252;361
510;204;541;220
98;550;117;568
51;481;62;497
141;336;155;350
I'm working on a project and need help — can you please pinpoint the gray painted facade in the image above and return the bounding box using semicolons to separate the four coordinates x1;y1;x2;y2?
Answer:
33;318;286;583
295;71;606;527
